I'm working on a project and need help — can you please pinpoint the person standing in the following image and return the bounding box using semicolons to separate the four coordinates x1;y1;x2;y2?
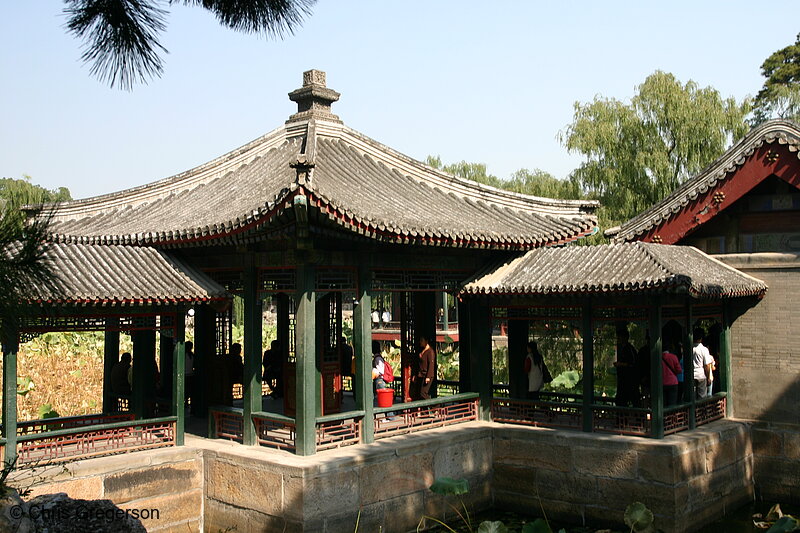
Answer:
371;341;396;419
523;341;551;400
614;328;639;407
417;336;436;400
111;352;132;396
692;327;714;399
661;342;683;407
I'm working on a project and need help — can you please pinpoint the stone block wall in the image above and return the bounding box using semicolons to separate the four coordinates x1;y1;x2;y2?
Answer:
716;254;800;423
492;422;754;533
201;425;494;533
751;423;800;503
10;446;204;532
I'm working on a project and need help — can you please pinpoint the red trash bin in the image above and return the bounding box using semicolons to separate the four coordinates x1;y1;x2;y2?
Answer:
377;388;394;407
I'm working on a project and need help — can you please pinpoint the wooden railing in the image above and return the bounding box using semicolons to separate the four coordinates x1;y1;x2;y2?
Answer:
696;393;726;425
15;417;176;465
374;393;479;439
209;406;244;442
492;397;583;430
591;404;651;436
15;413;135;436
316;411;363;451
253;412;296;452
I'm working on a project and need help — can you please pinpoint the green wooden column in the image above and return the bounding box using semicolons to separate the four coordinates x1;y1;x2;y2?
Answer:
132;328;156;419
354;263;374;444
242;260;263;446
720;303;733;417
507;319;528;399
191;305;214;418
102;318;120;413
3;332;19;464
581;300;594;432
457;299;471;393
466;299;492;420
685;301;696;429
649;299;664;438
173;311;186;446
295;263;317;456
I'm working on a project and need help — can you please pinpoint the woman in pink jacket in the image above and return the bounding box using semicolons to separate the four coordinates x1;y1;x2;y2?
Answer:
662;341;683;407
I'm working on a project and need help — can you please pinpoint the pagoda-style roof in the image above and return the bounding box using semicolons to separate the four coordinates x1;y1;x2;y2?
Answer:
9;241;228;307
607;119;800;243
461;242;767;299
40;70;597;250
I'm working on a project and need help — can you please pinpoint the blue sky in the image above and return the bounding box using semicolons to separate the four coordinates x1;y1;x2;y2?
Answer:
1;1;797;200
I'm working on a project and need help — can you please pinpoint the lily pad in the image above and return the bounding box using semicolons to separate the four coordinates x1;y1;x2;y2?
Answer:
477;521;509;533
429;477;469;496
624;502;655;533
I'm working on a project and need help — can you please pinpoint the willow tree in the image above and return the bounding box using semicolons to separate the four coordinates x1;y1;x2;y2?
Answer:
561;71;751;227
63;0;316;89
753;33;800;124
0;178;70;342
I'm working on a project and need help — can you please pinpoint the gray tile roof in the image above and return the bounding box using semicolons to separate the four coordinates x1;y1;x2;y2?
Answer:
7;242;229;306
38;76;597;249
608;119;800;243
461;242;768;299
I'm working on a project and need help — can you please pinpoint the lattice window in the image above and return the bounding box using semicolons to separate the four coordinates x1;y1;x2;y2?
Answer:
507;306;582;321
18;314;173;336
204;269;244;294
372;270;467;291
215;308;232;355
260;269;296;293
316;268;357;292
287;297;297;363
592;306;649;322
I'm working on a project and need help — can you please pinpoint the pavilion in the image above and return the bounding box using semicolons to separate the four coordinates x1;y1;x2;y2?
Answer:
0;71;767;463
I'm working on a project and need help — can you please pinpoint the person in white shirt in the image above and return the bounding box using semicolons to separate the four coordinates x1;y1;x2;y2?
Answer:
692;327;714;399
381;309;392;325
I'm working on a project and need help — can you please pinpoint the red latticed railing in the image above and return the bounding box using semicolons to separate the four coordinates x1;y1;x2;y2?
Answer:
664;405;691;435
374;393;479;440
16;413;135;435
592;405;651;436
316;412;362;451
491;398;583;430
16;417;176;465
696;394;726;426
210;407;244;442
253;412;296;452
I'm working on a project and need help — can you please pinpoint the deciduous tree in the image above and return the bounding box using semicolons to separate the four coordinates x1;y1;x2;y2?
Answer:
753;33;800;123
560;71;751;226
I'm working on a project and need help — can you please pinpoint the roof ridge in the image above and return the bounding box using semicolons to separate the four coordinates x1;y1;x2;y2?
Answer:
333;125;599;218
610;119;800;242
37;123;294;220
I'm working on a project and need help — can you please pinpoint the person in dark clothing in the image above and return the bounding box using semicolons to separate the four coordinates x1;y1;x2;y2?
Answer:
262;340;283;398
228;343;244;386
417;336;436;400
637;334;651;407
110;352;132;395
523;341;552;400
340;336;355;401
614;328;639;407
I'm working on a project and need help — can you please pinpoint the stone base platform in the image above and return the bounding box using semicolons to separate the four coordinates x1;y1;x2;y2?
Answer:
10;419;799;532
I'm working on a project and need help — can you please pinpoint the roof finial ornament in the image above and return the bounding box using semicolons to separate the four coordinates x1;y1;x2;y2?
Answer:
287;69;342;124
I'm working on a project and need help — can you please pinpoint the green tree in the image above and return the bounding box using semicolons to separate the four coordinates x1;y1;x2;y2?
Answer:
0;177;72;231
0;177;70;341
63;0;316;89
753;33;800;123
506;168;582;200
561;71;751;228
425;155;504;188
